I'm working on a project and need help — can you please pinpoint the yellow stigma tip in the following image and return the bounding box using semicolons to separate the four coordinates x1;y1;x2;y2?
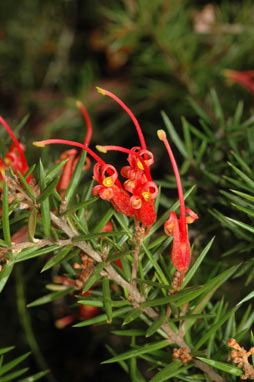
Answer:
96;86;105;96
76;100;82;109
33;141;45;148
96;145;107;154
157;129;166;141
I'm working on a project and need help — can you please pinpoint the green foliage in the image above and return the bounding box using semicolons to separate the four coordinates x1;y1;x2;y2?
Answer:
1;2;254;381
0;346;49;382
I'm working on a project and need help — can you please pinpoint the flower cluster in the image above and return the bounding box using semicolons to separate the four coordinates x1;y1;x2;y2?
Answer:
0;116;31;189
34;88;198;276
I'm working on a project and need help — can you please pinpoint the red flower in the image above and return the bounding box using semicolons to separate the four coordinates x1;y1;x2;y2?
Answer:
34;89;159;228
224;70;254;95
158;130;198;280
92;162;135;217
0;116;31;184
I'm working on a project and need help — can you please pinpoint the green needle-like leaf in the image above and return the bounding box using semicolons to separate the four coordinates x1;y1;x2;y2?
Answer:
227;161;254;190
36;176;59;203
196;357;242;376
0;347;15;356
0;257;14;293
0;352;30;376
101;340;169;364
161;111;187;158
39;160;51;237
16;370;50;382
64;150;86;205
41;245;74;272
17;171;36;200
28;208;37;242
150;361;189;382
27;287;75;307
74;306;132;327
82;262;105;294
2;181;11;245
225;216;254;234
122;309;142;326
102;276;112;323
146;314;166;337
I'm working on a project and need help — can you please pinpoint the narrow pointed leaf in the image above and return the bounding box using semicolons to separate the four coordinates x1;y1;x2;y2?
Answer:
105;345;128;373
0;352;30;376
28;208;37;242
111;330;145;337
102;340;169;364
82;262;105;294
188;97;212;125
0;347;15;356
72;231;124;242
15;245;59;263
27;287;75;307
182;237;215;288
122;309;142;326
16;370;50;382
41;245;74;272
196;357;242;376
65;150;86;205
17;171;36;200
102;276;112;323
2;181;11;245
225;216;254;234
210;88;224;126
63;197;99;215
0;367;29;382
39;160;51;237
74;306;132;327
227;161;254;190
230;189;254;202
0;257;14;293
24;163;36;179
36;176;59;203
237;290;254;306
45;159;68;183
194;307;237;350
150;361;188;382
93;207;115;233
229;150;251;175
146;314;166;337
161;111;187;158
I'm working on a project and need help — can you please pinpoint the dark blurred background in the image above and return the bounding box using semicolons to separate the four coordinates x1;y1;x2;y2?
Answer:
0;1;254;381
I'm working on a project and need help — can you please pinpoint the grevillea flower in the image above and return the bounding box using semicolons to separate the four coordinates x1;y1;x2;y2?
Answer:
92;162;135;217
96;87;158;227
224;70;254;95
34;89;158;228
33;138;135;216
0;116;31;184
158;129;198;279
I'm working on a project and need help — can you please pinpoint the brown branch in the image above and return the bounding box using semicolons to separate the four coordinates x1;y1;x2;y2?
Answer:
30;212;224;382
